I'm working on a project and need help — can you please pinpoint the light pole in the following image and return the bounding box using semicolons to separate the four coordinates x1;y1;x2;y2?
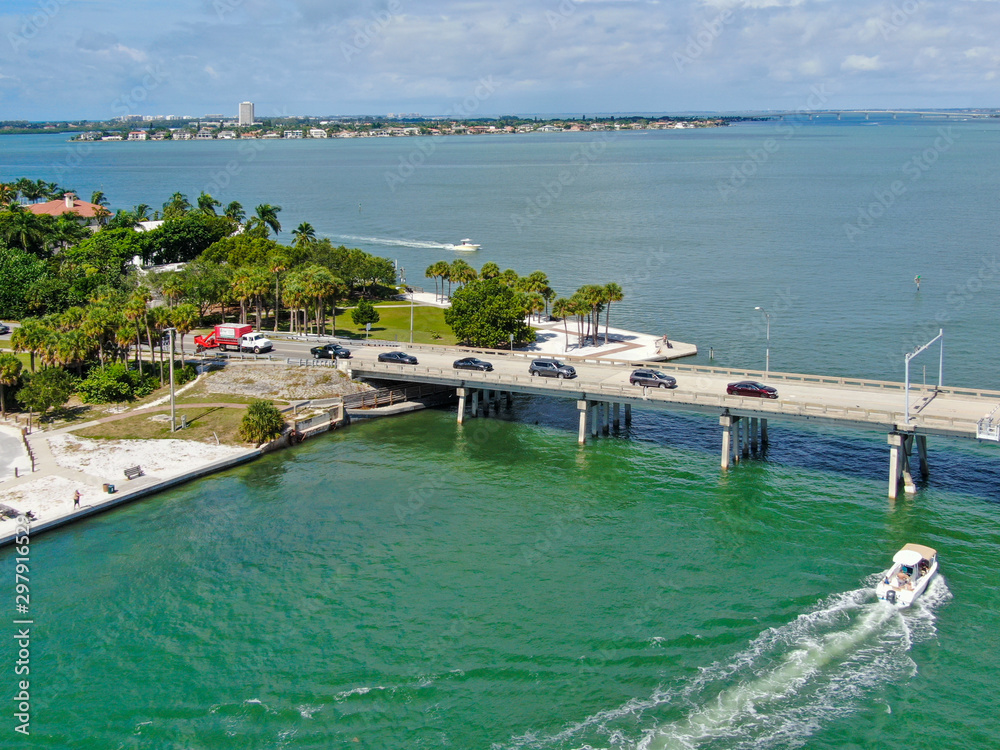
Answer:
401;267;413;344
165;327;177;431
754;306;771;376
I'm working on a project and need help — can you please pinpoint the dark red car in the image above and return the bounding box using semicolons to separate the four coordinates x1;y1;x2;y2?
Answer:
727;381;778;399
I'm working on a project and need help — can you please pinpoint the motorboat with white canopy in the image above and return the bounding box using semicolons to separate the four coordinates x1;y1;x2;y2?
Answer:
875;543;938;607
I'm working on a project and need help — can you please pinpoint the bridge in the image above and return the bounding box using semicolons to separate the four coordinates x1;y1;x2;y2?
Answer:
301;341;999;500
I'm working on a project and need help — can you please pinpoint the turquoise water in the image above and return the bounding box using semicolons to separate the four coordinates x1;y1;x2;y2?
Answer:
2;122;1000;748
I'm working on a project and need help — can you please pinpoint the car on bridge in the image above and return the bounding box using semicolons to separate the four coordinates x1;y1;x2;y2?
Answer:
630;369;677;388
378;350;418;365
529;359;577;379
453;357;493;371
727;381;778;399
0;323;9;335
311;343;352;359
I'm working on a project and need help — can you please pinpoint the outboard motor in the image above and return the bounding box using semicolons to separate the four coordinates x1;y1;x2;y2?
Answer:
886;590;896;604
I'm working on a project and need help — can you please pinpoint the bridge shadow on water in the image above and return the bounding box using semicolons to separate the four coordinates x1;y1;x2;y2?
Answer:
465;394;1000;505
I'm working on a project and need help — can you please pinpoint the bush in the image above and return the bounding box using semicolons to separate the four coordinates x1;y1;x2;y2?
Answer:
351;298;380;327
77;363;158;403
238;399;285;445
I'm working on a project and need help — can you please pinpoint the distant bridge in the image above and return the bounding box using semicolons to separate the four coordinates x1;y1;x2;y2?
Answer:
332;342;1000;500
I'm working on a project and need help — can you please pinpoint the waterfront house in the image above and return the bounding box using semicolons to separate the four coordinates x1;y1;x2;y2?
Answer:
284;130;304;139
217;130;237;139
128;131;148;140
27;193;109;227
308;128;328;138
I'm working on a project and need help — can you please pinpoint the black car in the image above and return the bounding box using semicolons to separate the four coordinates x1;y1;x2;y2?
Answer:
0;323;9;335
629;369;676;388
528;359;576;378
311;343;352;359
378;350;418;365
453;357;493;371
726;380;778;399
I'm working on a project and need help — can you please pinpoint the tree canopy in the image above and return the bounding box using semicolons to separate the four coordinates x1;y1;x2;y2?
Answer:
444;278;533;348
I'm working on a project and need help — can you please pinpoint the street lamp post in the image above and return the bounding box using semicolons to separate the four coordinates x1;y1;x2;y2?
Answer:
754;306;771;376
165;327;177;431
401;268;413;344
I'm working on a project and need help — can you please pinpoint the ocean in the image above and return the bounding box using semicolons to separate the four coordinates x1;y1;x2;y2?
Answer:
2;118;999;748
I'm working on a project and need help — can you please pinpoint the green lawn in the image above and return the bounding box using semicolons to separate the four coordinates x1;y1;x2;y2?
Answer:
74;404;248;444
330;304;456;345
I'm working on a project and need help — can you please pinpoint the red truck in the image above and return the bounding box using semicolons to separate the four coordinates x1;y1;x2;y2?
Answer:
194;324;275;354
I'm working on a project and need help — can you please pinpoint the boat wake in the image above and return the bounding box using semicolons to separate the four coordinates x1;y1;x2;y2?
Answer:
500;580;950;750
330;234;459;251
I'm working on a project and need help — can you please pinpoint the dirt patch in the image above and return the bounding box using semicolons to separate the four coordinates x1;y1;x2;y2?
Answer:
200;362;372;400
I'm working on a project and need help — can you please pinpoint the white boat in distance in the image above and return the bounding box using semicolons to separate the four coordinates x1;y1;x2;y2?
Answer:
452;239;480;251
875;543;939;607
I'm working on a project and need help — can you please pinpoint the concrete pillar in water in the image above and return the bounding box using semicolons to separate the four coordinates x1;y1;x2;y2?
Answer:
603;402;611;435
750;417;759;452
577;400;589;445
483;389;491;417
887;432;903;499
902;434;917;495
506;391;512;409
591;403;599;437
456;387;467;425
625;404;632;425
471;390;480;419
613;403;621;430
720;413;735;469
916;434;929;478
761;418;769;446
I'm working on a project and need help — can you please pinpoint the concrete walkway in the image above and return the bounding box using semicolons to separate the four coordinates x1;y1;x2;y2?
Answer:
402;291;697;363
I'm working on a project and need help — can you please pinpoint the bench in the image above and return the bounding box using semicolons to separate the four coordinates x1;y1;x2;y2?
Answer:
124;466;143;480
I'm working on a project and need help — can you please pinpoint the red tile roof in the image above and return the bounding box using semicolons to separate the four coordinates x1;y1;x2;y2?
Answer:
26;194;107;218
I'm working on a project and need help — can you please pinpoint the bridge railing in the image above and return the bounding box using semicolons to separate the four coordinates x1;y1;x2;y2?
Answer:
351;361;982;433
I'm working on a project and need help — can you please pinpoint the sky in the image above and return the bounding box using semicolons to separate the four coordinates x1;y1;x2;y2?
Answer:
1;0;998;121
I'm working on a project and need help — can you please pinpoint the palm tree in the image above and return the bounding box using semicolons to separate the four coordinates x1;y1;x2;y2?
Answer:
231;270;254;325
159;273;184;308
499;268;520;287
282;275;309;334
552;298;573;351
449;259;476;290
197;192;221;215
0;353;23;418
171;303;199;359
269;254;289;332
299;265;339;335
603;282;624;345
525;292;545;323
245;266;272;330
162;192;191;219
151;306;173;386
56;329;91;376
124;290;150;366
133;203;152;222
247;204;282;238
292;222;316;248
479;261;501;279
580;284;606;346
224;201;245;223
11;320;48;372
90;191;109;208
426;260;450;302
0;183;16;206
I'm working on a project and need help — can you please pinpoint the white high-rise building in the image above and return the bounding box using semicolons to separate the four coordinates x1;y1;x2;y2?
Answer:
239;101;254;127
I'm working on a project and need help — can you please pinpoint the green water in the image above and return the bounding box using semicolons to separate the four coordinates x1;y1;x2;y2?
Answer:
10;408;999;748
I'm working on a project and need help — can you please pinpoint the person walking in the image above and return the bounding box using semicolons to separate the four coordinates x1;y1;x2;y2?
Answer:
73;490;81;508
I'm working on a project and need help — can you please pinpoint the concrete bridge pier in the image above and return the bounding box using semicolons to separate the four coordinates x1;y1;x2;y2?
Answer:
761;419;769;447
577;400;589;445
916;434;929;478
625;404;632;425
456;387;468;424
591;403;599;437
888;432;918;499
602;402;611;435
750;418;759;452
613;403;621;431
505;391;513;409
720;413;736;469
471;389;480;418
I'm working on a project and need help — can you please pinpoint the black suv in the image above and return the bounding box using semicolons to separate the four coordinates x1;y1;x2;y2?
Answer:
629;369;676;388
311;343;352;359
528;359;576;379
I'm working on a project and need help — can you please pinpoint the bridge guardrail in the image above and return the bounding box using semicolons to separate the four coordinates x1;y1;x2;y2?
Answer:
351;361;981;434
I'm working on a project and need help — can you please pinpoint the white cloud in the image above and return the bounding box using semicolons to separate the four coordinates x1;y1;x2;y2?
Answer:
841;54;882;72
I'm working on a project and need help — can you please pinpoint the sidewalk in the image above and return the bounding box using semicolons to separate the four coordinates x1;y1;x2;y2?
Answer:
403;291;697;363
